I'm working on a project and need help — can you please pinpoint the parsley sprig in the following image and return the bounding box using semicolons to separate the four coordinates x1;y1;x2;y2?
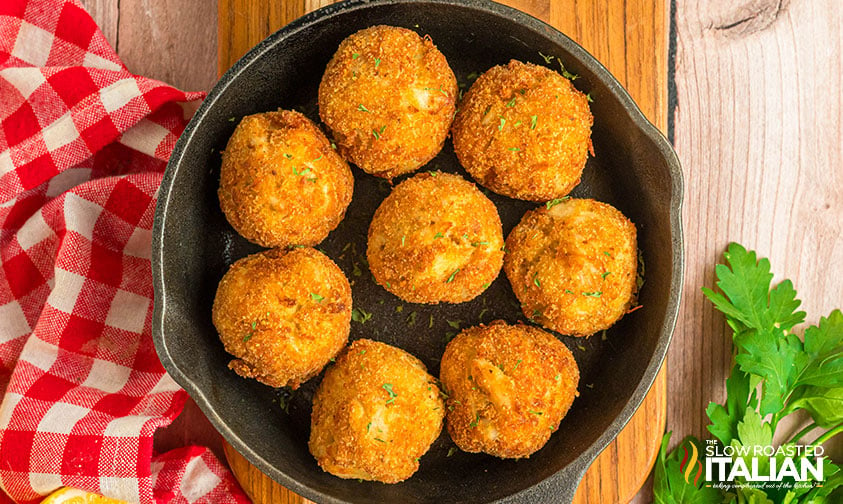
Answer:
654;243;843;503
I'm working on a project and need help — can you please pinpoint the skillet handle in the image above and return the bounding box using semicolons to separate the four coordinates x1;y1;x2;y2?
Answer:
498;462;588;504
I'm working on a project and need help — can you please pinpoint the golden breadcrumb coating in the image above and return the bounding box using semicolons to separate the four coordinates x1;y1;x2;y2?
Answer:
367;171;504;304
504;198;638;336
452;60;593;201
212;247;351;388
440;321;579;458
319;25;457;178
309;339;444;483
218;109;353;248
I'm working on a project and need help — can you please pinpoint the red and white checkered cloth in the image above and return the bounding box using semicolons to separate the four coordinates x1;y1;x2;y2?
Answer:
0;1;250;502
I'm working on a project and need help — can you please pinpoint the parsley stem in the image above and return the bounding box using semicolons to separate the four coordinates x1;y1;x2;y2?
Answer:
806;423;843;453
787;422;819;445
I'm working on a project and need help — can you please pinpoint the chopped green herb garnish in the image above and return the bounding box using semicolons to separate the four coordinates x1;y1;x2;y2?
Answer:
446;268;460;283
601;271;611;279
508;147;520;152
374;437;386;443
434;232;444;239
530;115;538;130
366;422;371;431
352;307;373;324
546;197;569;209
352;53;359;59
311;154;323;162
283;153;293;159
538;51;554;64
228;117;236;122
466;71;480;80
533;272;541;288
395;305;404;313
469;412;480;428
357;103;370;112
582;291;603;297
585;383;594;389
374;57;381;67
586;92;594;103
481;283;490;290
372;125;386;139
554;373;561;381
577;344;586;351
528;410;544;416
471;241;489;247
498;116;506;131
446;319;461;329
603;251;612;257
506;97;516;107
447;446;458;457
330;142;337;149
330;357;336;362
401;235;406;246
310;292;324;302
514;120;522;127
531;309;542;320
429;314;434;328
382;383;398;404
243;333;253;343
292;166;311;176
565;289;575;294
558;60;579;80
407;311;418;326
514;359;522;369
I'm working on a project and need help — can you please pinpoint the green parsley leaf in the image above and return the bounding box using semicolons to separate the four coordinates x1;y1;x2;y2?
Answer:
374;57;381;67
538;51;554;64
582;291;602;297
352;53;359;59
446;269;459;283
530;115;538;130
498;116;506;131
506;97;516;107
357;104;370;112
471;241;489;247
309;292;324;302
352;307;373;324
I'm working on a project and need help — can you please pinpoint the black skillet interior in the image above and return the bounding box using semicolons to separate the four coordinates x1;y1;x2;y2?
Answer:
152;1;683;503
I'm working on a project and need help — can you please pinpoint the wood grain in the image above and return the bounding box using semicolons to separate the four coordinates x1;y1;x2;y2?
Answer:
670;0;843;453
80;0;218;92
216;1;668;502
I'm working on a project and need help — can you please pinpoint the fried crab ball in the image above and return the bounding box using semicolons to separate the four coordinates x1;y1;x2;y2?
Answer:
218;109;354;248
318;25;458;178
452;60;593;201
212;247;351;388
504;198;638;337
440;321;579;459
367;172;504;304
309;339;445;483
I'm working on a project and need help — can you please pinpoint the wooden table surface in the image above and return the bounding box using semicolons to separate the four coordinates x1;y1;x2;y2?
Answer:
79;0;843;501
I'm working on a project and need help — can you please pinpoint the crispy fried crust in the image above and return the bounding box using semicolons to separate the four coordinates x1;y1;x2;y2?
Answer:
218;109;354;248
367;172;504;304
319;25;458;178
440;321;579;458
211;247;351;388
452;60;593;201
309;339;445;483
504;198;638;336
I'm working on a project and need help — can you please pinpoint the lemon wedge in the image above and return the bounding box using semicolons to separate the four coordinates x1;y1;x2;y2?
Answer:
40;488;128;504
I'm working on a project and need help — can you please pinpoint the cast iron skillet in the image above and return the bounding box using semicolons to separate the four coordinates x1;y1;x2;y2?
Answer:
151;1;684;502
